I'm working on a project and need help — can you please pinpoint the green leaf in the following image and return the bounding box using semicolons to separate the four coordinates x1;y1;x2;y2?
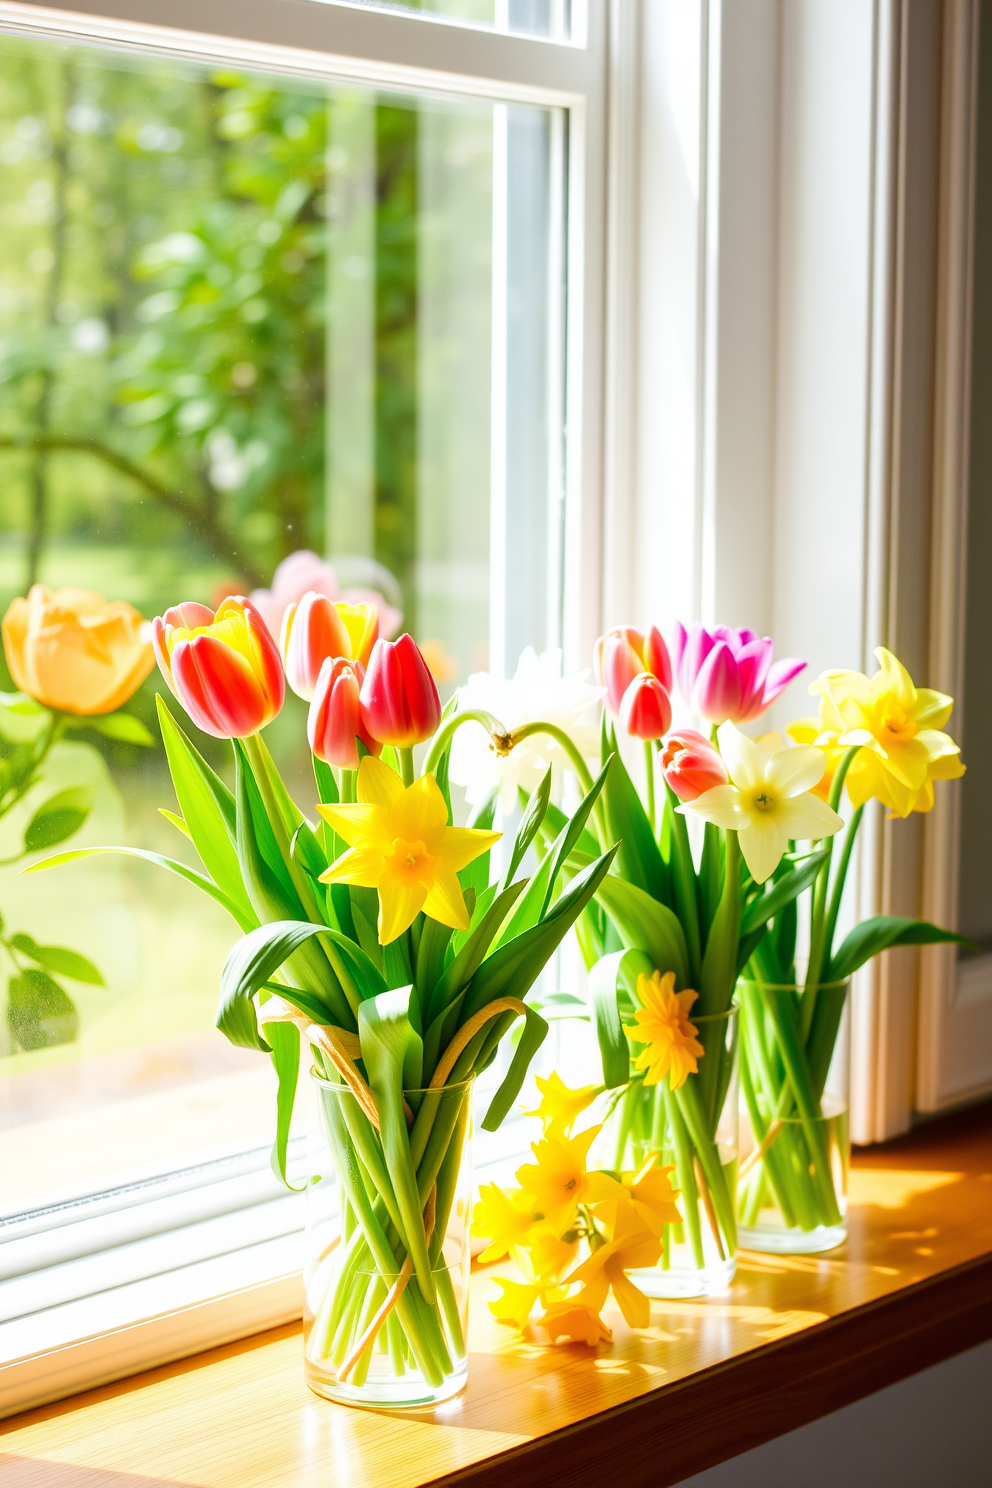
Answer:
535;797;600;864
24;786;93;852
157;697;255;926
602;729;665;899
828;916;975;983
159;807;191;840
481;1005;549;1131
25;845;256;930
459;785;499;900
429;878;527;1021
740;849;830;936
0;690;43;717
503;765;551;886
9;934;104;985
78;712;155;746
358;986;434;1300
218;919;351;1052
7;969;78;1050
290;819;329;879
265;1020;303;1190
234;742;303;922
589;948;653;1087
595;874;690;990
463;845;620;1021
320;928;389;1004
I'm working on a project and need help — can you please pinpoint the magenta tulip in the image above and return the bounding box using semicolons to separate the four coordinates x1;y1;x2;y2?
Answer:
672;623;805;724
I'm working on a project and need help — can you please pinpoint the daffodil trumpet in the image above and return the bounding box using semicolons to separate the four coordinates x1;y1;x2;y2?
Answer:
34;603;619;1407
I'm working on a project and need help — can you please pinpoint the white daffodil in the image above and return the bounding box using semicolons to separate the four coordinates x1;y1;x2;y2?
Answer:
449;648;604;811
678;722;843;883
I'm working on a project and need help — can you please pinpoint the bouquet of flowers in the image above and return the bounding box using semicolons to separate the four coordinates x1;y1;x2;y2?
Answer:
34;590;616;1403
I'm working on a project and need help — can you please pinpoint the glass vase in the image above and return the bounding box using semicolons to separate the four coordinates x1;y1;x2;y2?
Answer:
305;1073;473;1409
737;978;850;1254
604;1004;739;1297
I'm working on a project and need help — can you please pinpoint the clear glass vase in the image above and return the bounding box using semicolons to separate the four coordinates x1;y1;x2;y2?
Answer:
305;1073;473;1409
604;1004;739;1297
737;978;850;1254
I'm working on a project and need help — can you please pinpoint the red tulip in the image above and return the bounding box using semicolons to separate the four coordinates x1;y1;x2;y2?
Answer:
619;673;673;741
308;657;381;769
153;595;284;739
660;728;729;801
280;592;379;702
594;625;673;713
360;634;441;748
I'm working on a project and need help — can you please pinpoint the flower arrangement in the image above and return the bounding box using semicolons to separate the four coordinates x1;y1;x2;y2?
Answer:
1;585;154;1050
33;587;617;1403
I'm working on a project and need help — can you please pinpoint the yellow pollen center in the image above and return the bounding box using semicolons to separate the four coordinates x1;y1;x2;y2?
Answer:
753;790;775;812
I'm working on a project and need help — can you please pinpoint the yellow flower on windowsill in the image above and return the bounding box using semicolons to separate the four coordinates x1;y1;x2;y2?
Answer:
602;1153;681;1238
564;1203;661;1330
318;755;500;943
525;1071;601;1136
473;1182;538;1264
809;648;965;817
540;1292;614;1346
624;970;705;1091
516;1124;626;1237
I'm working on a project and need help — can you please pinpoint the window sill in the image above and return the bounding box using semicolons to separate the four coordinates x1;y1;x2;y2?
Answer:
2;1104;991;1486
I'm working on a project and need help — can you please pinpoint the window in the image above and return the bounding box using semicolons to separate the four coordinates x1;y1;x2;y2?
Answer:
0;0;605;1413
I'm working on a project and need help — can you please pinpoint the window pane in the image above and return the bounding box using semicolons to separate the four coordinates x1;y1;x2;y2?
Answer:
0;37;565;1211
306;0;573;42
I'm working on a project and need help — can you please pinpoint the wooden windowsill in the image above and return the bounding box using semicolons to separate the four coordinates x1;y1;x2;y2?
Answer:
2;1103;991;1487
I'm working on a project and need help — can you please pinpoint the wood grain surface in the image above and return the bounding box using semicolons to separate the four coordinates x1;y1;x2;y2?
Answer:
2;1103;990;1488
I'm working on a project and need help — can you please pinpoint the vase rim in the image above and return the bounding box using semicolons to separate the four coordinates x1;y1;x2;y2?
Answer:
737;978;849;992
308;1067;475;1097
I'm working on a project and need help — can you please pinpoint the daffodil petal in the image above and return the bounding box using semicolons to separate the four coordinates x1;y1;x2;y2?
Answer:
716;722;765;789
738;814;786;884
390;772;448;844
422;864;471;931
765;743;826;797
356;754;406;808
376;878;427;943
776;792;844;841
608;1268;653;1329
319;845;385;886
584;1171;628;1205
678;783;741;830
315;802;384;845
434;825;502;871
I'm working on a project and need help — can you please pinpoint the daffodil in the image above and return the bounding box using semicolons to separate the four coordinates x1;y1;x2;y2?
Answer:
624;970;705;1091
472;1182;537;1264
318;755;500;943
518;1224;579;1284
539;1293;613;1346
524;1071;600;1135
612;1154;681;1237
678;722;843;883
489;1276;544;1332
810;648;965;816
786;718;843;802
564;1203;660;1329
516;1124;626;1236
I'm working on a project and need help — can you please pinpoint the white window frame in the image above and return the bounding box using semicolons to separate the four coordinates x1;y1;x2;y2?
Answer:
0;0;610;1416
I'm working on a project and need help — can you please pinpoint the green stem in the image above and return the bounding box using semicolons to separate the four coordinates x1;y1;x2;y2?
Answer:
339;768;356;805
820;805;864;982
398;746;415;787
507;720;595;798
643;740;657;833
665;783;702;988
0;710;65;820
421;708;508;778
243;731;321;920
803;746;859;1015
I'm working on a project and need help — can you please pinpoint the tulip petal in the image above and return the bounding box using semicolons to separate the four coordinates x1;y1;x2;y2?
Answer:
677;622;715;701
738;815;786;884
761;656;807;708
356;755;405;809
735;638;774;720
422;863;471;931
172;636;268;738
776;793;844;842
765;743;827;797
692;641;742;723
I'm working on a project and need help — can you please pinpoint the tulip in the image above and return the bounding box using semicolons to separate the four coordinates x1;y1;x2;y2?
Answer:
360;633;441;749
153;595;284;738
308;657;381;769
2;584;154;715
280;592;379;701
661;728;729;801
619;672;673;740
673;622;805;724
594;625;672;714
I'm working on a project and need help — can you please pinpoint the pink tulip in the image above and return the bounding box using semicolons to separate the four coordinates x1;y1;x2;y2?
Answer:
672;623;805;724
594;625;673;714
308;657;380;769
660;728;729;801
619;673;673;741
249;549;402;642
280;592;378;701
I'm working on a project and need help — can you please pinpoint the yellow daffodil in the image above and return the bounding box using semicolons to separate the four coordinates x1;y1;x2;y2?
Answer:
564;1203;660;1329
787;717;844;801
624;970;705;1091
516;1124;626;1236
678;721;843;882
489;1276;544;1332
524;1071;601;1136
539;1293;613;1346
612;1153;681;1237
516;1224;579;1284
472;1182;537;1264
318;755;500;943
810;648;965;817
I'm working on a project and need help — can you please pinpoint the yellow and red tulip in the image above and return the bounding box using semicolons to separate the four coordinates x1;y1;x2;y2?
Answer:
153;595;284;739
594;625;672;714
280;592;379;701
